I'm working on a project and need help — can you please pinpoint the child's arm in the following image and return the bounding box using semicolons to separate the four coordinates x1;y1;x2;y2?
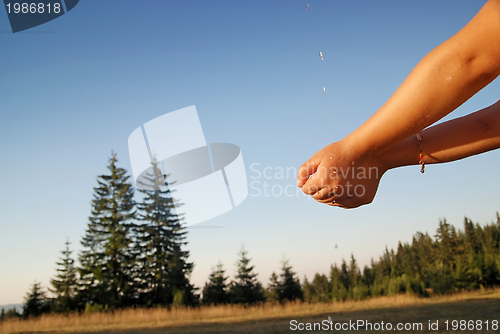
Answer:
322;101;500;209
342;0;500;161
379;100;500;170
298;0;500;206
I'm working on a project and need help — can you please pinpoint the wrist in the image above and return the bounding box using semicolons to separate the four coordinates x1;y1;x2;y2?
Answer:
375;135;420;171
373;150;394;173
339;136;364;162
340;137;390;177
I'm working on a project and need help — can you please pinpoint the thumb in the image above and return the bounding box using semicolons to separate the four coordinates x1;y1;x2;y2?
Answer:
297;157;320;187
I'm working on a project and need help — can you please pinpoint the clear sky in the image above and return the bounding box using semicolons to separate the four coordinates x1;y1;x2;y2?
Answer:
1;0;499;305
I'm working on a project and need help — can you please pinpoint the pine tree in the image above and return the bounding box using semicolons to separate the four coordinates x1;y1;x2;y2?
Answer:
266;272;281;303
50;240;77;313
339;260;350;293
78;153;137;309
482;222;500;286
348;254;360;288
229;249;265;304
202;263;229;305
311;273;330;302
330;264;348;302
278;259;303;303
135;159;197;306
302;276;314;302
362;262;375;288
168;244;198;307
23;282;50;318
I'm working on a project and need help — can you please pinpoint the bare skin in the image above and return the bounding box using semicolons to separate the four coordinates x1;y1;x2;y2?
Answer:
297;0;500;208
313;101;500;208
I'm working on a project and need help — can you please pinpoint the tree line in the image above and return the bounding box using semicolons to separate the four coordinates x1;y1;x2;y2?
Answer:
303;215;500;303
1;153;499;320
1;153;302;320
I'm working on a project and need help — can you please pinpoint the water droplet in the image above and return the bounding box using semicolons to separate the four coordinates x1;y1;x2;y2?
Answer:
330;157;333;160
306;4;310;11
323;87;326;96
319;52;324;61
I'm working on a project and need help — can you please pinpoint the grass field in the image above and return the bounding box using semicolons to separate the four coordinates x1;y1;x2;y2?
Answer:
1;289;499;333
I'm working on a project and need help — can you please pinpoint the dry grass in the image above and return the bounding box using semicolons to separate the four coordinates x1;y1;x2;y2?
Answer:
1;289;499;333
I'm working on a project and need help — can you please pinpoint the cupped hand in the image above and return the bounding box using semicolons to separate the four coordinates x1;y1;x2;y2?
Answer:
297;139;387;208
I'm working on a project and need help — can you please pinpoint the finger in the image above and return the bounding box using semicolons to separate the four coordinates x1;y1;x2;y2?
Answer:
313;185;339;201
301;163;334;195
297;157;320;188
301;181;324;196
318;182;358;203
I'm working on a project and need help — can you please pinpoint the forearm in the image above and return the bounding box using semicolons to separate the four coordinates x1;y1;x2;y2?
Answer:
344;0;500;159
379;100;500;170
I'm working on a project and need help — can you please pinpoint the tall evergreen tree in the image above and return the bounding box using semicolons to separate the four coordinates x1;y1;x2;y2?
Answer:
330;264;347;302
50;240;77;313
135;159;197;306
267;260;303;303
23;282;50;318
278;259;303;303
302;276;313;303
202;263;229;305
229;249;265;304
266;272;281;303
168;244;198;307
78;153;137;309
348;254;360;288
311;273;330;302
339;260;350;293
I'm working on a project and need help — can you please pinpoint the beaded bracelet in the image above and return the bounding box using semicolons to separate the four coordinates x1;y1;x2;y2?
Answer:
416;133;425;173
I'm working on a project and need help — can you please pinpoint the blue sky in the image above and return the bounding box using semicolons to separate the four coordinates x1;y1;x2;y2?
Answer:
1;0;499;305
